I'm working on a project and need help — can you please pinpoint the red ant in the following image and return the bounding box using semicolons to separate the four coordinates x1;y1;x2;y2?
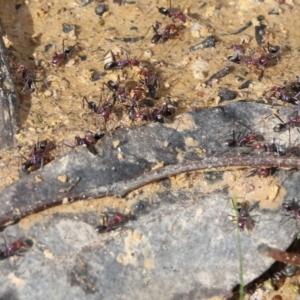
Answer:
104;52;140;70
131;102;175;123
229;43;284;80
268;86;299;105
223;131;264;147
95;212;135;234
247;167;277;178
125;87;146;120
21;139;56;173
229;200;259;232
252;140;286;156
151;23;178;44
0;238;32;260
104;79;130;103
52;39;83;67
74;132;105;155
282;199;300;228
273;111;300;132
257;168;271;178
83;95;114;122
139;69;159;98
156;1;188;23
232;43;282;68
16;65;36;92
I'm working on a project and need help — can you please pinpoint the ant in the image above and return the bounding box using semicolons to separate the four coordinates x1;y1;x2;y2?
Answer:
83;95;114;122
290;76;300;93
151;23;178;44
21;139;56;173
16;65;36;92
233;43;283;68
252;140;286;156
0;238;32;260
131;102;175;123
74;132;105;155
156;0;188;23
126;87;146;120
104;51;140;70
257;168;271;178
52;39;83;67
282;199;300;228
139;69;159;98
273;111;300;132
104;79;130;103
229;200;259;232
229;43;284;80
268;86;300;105
247;167;277;178
95;212;136;234
223;131;264;147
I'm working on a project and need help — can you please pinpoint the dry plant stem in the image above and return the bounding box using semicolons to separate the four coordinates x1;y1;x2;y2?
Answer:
258;243;300;266
1;155;300;227
112;155;300;197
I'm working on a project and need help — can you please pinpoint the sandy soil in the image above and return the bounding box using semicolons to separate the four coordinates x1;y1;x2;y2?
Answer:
0;0;300;298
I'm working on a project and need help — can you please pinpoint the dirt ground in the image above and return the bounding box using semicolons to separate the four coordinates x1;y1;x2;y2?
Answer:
1;0;300;299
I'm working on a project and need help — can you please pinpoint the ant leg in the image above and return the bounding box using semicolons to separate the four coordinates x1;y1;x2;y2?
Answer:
62;38;67;52
258;69;265;82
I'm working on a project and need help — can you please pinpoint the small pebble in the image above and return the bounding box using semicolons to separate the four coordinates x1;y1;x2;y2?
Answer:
257;15;265;21
269;8;279;15
80;0;90;6
90;71;106;82
238;80;252;90
95;4;108;16
57;175;68;183
143;49;152;59
235;76;244;82
44;44;53;53
201;36;216;48
80;55;87;61
218;89;237;101
62;23;75;33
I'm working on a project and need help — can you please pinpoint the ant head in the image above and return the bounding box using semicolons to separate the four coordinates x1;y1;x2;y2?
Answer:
290;98;300;105
88;101;97;110
157;6;169;15
151;34;162;44
276;145;286;156
154;114;165;123
282;200;296;211
75;136;85;146
223;139;236;147
128;106;137;120
273;123;285;132
37;140;48;151
107;80;119;91
65;45;75;55
228;55;241;64
94;132;105;140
